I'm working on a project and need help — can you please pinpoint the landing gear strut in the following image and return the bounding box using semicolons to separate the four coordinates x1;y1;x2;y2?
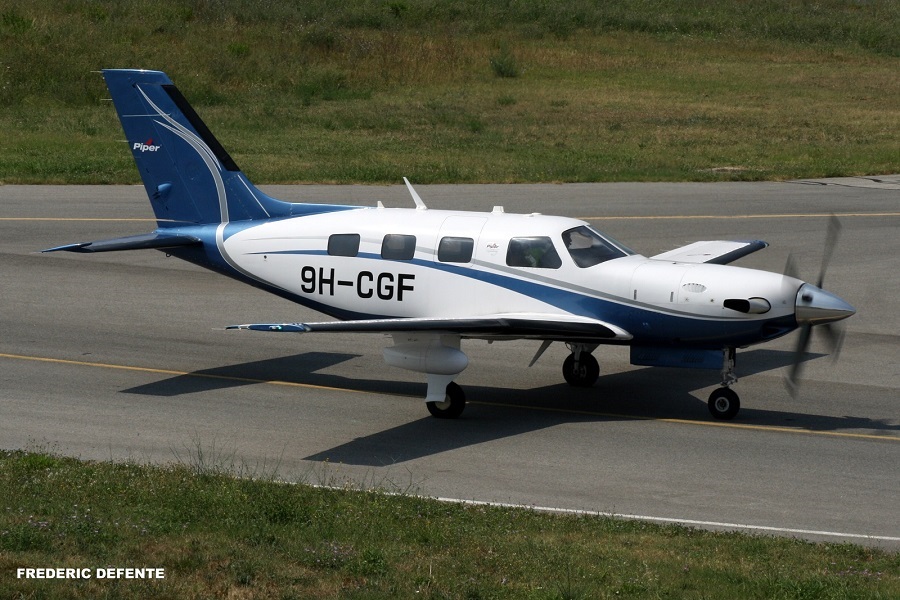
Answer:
562;343;600;388
708;347;740;420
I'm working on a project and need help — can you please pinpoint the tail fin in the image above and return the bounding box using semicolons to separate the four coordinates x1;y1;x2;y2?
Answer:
103;69;286;227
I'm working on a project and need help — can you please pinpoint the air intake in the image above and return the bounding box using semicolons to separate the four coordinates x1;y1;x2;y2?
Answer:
723;297;771;314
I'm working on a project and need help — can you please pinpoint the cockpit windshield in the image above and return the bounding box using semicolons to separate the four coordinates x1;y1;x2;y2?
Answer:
561;225;633;268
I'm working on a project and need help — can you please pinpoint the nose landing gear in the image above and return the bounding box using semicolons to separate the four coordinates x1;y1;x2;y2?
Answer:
708;347;740;420
559;343;744;420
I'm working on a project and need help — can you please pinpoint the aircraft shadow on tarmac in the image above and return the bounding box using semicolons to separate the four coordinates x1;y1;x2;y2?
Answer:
121;352;365;396
120;348;897;466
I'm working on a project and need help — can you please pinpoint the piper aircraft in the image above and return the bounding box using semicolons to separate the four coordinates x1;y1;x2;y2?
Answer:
45;69;856;420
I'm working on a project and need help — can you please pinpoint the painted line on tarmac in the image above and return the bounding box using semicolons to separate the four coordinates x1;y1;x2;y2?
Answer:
304;481;900;544
5;212;899;223
579;212;900;221
469;401;900;443
0;218;157;221
0;352;362;395
3;352;897;444
429;497;900;544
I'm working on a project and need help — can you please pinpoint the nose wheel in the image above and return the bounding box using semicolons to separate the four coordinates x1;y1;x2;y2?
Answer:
707;387;740;420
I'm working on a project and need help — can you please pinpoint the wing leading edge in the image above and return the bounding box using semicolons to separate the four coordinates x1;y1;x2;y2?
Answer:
227;313;632;342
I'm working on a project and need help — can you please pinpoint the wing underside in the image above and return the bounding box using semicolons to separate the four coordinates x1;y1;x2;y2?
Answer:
228;313;632;342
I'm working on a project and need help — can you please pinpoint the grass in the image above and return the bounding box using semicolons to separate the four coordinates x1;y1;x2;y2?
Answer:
1;450;898;599
0;0;897;184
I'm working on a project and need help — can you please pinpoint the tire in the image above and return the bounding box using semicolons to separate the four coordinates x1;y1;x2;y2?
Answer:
708;387;740;420
426;382;466;419
562;353;600;388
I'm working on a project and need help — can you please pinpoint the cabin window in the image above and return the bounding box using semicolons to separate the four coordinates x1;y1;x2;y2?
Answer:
438;236;474;263
506;236;562;269
381;234;416;260
562;226;628;267
327;233;360;257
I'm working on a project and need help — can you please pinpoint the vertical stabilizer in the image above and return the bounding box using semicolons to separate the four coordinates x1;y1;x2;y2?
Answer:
103;69;285;227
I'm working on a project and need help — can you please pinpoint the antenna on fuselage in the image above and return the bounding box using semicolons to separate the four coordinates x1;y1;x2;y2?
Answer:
403;177;427;210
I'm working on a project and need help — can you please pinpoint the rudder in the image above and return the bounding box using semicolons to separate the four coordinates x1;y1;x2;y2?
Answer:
103;69;282;226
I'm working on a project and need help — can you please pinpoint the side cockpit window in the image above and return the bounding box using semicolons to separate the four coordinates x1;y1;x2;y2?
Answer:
438;237;474;263
506;236;562;269
327;233;360;257
562;226;628;268
381;234;416;260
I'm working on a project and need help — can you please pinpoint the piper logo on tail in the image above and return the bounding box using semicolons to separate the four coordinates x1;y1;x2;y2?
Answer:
133;139;160;152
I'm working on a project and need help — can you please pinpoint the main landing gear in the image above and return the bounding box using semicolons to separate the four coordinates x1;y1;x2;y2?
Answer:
426;382;466;419
708;347;740;420
562;343;600;388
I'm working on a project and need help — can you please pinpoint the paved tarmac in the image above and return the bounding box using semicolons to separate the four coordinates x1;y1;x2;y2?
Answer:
1;180;898;547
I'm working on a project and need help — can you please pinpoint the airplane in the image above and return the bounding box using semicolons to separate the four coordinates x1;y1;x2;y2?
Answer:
44;69;856;420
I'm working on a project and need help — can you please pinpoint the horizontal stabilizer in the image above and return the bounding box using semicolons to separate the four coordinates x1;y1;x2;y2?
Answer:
42;232;201;253
228;313;632;341
651;240;768;265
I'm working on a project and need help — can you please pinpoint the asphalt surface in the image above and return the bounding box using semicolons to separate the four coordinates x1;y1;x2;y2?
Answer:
1;179;898;547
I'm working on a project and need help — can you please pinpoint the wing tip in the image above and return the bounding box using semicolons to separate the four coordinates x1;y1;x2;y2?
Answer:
42;243;92;253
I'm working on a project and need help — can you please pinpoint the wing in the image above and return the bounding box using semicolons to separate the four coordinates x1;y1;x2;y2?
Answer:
227;313;632;342
651;240;767;265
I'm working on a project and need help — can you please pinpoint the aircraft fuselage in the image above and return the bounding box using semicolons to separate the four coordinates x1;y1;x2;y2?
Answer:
164;207;802;349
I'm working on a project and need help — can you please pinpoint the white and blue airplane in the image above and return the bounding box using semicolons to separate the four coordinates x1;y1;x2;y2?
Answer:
45;69;856;420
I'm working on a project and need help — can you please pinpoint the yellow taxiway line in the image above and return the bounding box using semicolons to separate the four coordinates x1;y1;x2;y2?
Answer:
3;212;899;223
467;401;899;442
0;352;356;395
2;351;896;444
0;218;158;221
578;212;900;221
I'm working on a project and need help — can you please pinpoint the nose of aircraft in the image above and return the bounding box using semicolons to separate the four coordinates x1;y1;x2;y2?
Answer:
794;283;856;325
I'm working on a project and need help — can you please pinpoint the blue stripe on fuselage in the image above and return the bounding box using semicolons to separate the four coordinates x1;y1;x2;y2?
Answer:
151;224;390;320
255;248;797;347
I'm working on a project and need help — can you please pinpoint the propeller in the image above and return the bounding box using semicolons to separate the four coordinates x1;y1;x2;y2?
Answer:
816;214;841;288
783;215;850;397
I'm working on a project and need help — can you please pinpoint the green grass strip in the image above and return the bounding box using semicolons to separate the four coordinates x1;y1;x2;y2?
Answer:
1;451;898;599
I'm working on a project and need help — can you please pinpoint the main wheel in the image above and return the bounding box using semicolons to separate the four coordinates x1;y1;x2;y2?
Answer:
708;387;740;420
426;382;466;419
562;353;600;388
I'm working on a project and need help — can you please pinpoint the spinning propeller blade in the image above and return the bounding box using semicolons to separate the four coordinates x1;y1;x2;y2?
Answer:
783;252;800;280
785;323;812;398
817;214;841;288
783;215;851;397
